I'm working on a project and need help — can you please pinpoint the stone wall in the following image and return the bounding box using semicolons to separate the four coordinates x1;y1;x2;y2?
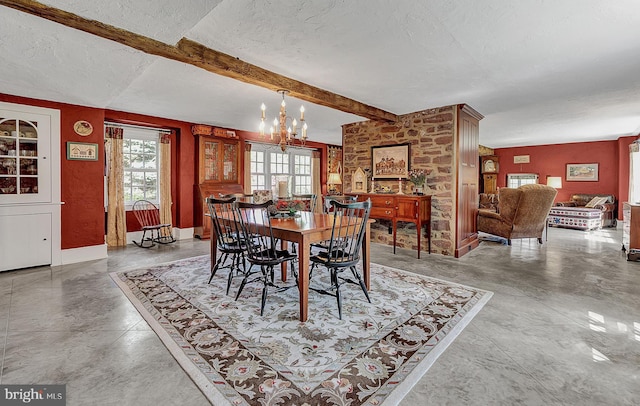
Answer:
342;106;456;256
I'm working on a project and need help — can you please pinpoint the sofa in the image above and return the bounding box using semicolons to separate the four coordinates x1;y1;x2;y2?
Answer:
478;184;558;245
548;194;617;230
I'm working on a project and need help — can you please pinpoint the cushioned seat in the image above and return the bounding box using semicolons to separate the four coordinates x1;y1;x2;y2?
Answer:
477;184;557;245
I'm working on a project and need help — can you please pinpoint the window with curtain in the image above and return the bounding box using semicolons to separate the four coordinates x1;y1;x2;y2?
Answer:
122;127;160;206
249;143;313;194
506;173;538;188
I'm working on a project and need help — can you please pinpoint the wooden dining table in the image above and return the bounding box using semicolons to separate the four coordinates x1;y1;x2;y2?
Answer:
210;211;372;322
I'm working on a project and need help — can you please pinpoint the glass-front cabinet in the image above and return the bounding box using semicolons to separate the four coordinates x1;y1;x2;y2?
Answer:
0;118;43;200
197;136;239;184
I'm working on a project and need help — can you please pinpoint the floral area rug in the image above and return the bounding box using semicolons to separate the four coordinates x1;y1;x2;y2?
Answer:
110;255;492;405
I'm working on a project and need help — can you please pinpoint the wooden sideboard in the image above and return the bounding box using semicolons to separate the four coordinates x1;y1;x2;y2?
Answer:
349;193;431;258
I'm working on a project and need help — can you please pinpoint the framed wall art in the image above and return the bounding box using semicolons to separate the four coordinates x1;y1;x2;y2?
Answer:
371;143;410;179
566;163;598;181
67;142;98;161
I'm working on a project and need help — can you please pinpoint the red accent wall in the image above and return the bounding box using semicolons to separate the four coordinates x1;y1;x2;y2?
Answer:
495;136;637;219
104;110;196;231
2;92;335;250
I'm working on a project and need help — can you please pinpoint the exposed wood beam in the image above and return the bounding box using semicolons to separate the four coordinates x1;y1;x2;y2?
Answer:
176;39;397;122
0;0;398;122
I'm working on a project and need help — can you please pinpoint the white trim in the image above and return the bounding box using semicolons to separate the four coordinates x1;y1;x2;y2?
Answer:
61;243;108;265
173;227;194;240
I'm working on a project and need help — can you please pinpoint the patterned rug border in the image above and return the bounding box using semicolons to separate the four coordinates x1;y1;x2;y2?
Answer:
110;255;493;405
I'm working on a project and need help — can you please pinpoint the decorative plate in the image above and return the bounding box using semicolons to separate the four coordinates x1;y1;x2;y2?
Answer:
73;120;93;136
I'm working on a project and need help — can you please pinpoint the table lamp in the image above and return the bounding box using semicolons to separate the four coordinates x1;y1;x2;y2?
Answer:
327;172;342;195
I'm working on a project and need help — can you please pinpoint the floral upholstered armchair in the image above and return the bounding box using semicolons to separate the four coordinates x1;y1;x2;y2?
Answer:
477;184;558;245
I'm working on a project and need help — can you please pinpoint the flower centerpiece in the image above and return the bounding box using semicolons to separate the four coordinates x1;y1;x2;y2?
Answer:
275;199;306;216
408;168;430;194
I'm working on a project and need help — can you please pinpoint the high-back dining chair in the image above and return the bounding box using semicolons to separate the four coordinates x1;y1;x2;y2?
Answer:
323;195;357;213
292;193;318;213
207;196;248;295
310;198;372;319
234;200;298;316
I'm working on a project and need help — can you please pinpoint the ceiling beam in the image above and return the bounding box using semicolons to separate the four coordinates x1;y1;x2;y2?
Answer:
0;0;398;122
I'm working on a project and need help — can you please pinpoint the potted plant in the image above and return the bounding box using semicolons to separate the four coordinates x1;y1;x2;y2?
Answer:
408;168;430;195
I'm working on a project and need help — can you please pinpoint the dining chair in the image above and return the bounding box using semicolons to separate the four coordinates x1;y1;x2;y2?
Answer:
234;200;298;316
292;193;317;213
311;195;359;252
310;198;372;319
206;196;248;295
323;195;357;213
220;192;253;202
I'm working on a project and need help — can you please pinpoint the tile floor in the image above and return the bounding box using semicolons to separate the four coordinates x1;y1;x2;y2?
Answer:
1;227;639;405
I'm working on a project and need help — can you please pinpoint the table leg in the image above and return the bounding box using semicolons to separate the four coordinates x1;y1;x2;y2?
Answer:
210;220;217;270
280;239;288;282
363;221;371;289
298;235;310;322
416;220;421;259
392;219;397;255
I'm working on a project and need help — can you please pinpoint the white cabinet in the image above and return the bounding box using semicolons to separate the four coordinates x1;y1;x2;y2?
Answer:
0;213;51;271
0;102;60;272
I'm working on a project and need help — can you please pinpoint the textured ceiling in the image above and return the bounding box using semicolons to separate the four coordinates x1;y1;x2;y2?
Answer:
1;0;640;148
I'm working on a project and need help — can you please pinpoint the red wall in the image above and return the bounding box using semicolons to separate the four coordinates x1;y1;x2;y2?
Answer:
104;110;196;231
2;92;334;250
495;136;637;218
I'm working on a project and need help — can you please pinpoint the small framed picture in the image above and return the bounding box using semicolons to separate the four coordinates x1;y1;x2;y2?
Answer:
371;143;410;179
67;142;98;161
566;163;598;181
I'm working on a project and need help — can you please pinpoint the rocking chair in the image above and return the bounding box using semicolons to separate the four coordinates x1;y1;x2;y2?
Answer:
132;200;176;248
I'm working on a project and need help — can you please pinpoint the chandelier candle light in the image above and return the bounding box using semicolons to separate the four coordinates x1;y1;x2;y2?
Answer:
260;90;308;152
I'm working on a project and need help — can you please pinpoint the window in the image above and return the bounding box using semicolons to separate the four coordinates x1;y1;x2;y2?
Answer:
293;154;312;194
506;173;538;188
250;150;266;190
123;128;160;205
249;143;313;195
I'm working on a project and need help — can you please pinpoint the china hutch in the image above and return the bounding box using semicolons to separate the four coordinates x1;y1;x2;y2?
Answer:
0;102;61;272
193;127;242;239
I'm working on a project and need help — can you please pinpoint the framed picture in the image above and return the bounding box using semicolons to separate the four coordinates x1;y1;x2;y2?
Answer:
566;163;598;181
67;142;98;161
372;143;410;179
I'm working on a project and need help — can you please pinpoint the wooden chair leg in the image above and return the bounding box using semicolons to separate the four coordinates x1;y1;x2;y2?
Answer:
335;269;343;320
351;266;371;303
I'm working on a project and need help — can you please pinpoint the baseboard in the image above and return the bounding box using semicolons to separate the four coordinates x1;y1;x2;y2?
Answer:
62;228;195;264
62;244;108;265
174;227;194;240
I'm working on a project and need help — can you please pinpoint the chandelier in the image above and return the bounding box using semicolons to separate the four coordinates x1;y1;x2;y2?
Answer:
260;90;307;152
